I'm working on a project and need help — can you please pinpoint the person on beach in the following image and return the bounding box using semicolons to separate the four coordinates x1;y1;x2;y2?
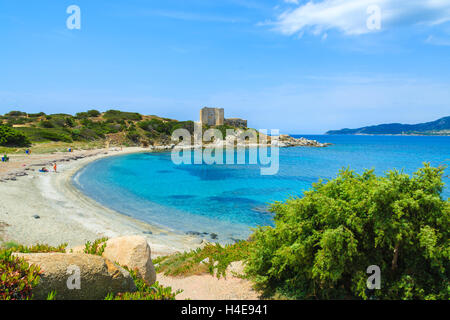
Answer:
40;167;49;173
53;163;57;173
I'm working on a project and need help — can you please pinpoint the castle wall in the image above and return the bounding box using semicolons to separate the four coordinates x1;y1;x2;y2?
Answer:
225;118;247;128
200;107;224;126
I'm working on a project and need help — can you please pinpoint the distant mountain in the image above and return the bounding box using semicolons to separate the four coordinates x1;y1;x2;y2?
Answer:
326;116;450;136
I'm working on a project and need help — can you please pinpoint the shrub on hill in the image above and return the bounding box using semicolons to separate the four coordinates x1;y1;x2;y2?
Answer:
103;110;142;122
76;110;101;119
6;111;27;117
87;109;101;117
0;125;31;147
28;112;46;118
16;127;73;143
245;164;450;300
138;119;195;138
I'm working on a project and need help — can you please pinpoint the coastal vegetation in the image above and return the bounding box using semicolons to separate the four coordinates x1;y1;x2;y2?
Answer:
0;250;41;300
245;164;449;300
0;125;31;147
0;109;197;149
0;239;180;300
152;164;449;300
105;268;182;301
154;241;250;278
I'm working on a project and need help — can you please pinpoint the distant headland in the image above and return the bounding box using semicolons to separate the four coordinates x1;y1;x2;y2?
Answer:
326;116;450;136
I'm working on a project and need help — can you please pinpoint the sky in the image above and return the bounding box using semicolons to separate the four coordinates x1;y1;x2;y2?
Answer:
0;0;449;134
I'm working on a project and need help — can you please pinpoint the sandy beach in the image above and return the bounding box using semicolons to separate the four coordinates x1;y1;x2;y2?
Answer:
0;147;202;256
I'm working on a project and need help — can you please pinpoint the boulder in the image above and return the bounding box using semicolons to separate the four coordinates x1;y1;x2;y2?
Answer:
13;253;136;300
102;235;156;285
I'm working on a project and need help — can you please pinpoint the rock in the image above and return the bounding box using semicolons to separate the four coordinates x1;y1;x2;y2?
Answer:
201;257;210;264
186;231;202;236
13;253;136;300
210;233;218;240
102;235;156;285
226;261;246;277
67;245;85;254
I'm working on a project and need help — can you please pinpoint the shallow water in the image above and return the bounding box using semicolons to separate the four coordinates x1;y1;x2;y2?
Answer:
73;135;450;243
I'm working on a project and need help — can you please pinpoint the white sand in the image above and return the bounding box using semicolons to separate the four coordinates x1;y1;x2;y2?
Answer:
0;147;202;256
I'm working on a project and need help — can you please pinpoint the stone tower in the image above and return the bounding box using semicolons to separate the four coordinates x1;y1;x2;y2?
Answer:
200;107;224;126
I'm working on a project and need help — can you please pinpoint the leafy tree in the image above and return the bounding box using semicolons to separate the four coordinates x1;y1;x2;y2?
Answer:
0;125;31;147
87;109;101;117
40;120;55;128
6;111;27;117
246;164;449;300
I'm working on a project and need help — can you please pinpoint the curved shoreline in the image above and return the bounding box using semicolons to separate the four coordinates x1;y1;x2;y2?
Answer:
0;147;202;256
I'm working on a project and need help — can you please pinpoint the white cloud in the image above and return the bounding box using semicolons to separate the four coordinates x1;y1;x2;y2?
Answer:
273;0;450;36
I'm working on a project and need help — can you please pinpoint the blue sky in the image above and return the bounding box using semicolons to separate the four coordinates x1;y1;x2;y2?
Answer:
0;0;449;133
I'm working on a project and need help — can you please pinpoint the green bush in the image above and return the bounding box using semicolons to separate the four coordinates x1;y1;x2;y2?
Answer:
126;131;141;143
155;241;250;278
40;120;55;128
16;127;72;143
0;125;31;147
0;250;41;300
103;110;142;122
38;130;72;143
6;111;27;117
6;243;67;253
245;164;450;300
28;112;46;118
87;110;101;117
105;268;182;300
84;238;108;256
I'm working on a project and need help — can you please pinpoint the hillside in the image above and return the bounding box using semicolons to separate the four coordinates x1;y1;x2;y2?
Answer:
326;116;450;135
0;109;207;149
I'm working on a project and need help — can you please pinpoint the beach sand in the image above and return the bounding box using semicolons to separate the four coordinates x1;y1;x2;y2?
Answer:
0;147;202;256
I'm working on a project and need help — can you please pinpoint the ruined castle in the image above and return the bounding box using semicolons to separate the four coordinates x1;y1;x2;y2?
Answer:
199;107;247;128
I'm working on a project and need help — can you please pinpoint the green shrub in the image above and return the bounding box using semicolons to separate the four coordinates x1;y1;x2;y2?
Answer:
40;120;55;128
16;127;72;143
6;243;67;253
155;241;250;278
126;131;141;143
104;110;142;122
87;110;101;117
105;268;182;300
38;130;72;143
84;238;108;256
65;117;76;128
245;164;450;300
6;111;27;117
0;250;41;300
0;125;31;147
28;112;46;118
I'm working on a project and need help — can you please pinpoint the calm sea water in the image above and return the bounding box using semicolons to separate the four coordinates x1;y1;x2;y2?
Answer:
73;135;450;243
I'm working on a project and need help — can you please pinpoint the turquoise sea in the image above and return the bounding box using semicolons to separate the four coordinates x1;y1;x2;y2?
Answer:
73;135;450;243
